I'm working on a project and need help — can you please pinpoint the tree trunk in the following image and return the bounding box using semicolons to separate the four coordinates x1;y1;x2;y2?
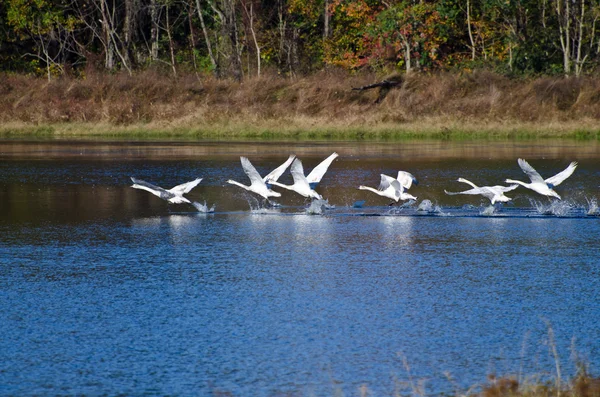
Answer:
165;5;177;76
100;0;115;69
467;0;476;60
195;0;218;73
150;0;160;61
245;2;260;77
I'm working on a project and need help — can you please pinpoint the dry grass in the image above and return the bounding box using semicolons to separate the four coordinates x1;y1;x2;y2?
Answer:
1;69;600;139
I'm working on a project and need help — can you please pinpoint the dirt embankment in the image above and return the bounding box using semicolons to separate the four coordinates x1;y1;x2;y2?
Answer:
1;70;600;138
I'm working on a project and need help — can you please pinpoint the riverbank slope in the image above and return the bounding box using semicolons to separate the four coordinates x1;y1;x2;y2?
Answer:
2;70;599;140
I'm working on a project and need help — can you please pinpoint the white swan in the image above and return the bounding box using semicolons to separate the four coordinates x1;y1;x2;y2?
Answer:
359;174;417;203
304;152;339;189
263;154;296;187
130;177;202;204
505;158;578;200
444;178;518;204
269;158;323;200
227;156;282;199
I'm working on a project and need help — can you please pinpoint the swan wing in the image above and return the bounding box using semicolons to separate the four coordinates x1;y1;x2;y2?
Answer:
169;178;203;195
263;154;296;183
131;177;174;200
517;158;545;183
397;171;418;189
290;158;312;188
241;157;266;187
545;161;577;187
378;174;397;191
495;184;519;193
445;187;485;196
306;152;339;184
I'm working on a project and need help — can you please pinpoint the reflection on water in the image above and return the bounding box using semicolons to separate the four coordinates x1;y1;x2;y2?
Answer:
1;140;600;396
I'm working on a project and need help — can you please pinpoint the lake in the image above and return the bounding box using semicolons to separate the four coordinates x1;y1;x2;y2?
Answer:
1;139;599;396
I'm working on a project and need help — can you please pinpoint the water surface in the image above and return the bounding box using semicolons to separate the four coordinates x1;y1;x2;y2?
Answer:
1;140;599;396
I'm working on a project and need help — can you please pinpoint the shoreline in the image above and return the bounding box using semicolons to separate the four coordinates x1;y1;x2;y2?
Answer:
1;120;599;141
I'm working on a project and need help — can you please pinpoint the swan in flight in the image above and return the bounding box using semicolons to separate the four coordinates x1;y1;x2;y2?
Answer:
505;158;578;200
263;154;296;188
304;152;339;189
130;177;202;204
269;158;323;200
227;157;282;200
359;174;417;204
444;178;518;204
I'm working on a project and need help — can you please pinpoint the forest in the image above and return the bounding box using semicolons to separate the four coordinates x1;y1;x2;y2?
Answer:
1;0;599;80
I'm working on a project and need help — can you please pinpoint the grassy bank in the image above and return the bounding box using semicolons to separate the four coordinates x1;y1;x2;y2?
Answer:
2;70;600;140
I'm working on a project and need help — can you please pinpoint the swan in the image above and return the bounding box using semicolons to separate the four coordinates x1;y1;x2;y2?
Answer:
359;174;417;203
130;177;202;204
304;152;339;189
444;178;518;204
268;158;323;200
227;156;282;200
263;154;296;188
505;158;578;200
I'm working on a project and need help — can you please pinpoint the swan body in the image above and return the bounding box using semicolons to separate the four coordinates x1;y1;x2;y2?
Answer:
227;157;282;199
269;158;323;199
305;152;339;189
444;178;518;204
505;158;578;200
130;177;202;204
359;174;417;203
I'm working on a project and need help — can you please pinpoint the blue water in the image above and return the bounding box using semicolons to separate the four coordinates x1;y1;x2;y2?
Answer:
1;140;599;396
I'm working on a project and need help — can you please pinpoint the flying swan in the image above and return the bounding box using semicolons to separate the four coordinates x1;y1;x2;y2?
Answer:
505;158;578;200
130;177;202;204
268;158;323;200
359;174;417;204
227;156;282;200
444;178;518;204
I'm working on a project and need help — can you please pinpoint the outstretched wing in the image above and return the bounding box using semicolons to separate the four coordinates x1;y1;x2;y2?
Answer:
130;177;174;200
494;184;519;193
545;161;577;187
263;154;296;183
241;157;266;187
517;158;545;184
444;187;484;196
290;158;311;188
306;152;339;185
397;171;418;189
378;174;399;191
169;178;203;195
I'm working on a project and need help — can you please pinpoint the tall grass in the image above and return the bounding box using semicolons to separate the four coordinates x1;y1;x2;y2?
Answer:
1;69;600;139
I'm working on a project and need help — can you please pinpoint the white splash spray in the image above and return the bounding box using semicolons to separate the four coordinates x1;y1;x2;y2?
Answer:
192;201;215;213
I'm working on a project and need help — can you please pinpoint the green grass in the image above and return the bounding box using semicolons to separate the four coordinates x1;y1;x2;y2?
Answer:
2;122;599;142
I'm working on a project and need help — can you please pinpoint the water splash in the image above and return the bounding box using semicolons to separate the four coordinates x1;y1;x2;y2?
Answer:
417;199;446;215
192;201;215;213
531;198;572;217
586;197;599;216
305;199;329;215
479;205;498;216
417;199;434;212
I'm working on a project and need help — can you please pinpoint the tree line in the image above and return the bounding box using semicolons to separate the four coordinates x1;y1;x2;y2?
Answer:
1;0;599;80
